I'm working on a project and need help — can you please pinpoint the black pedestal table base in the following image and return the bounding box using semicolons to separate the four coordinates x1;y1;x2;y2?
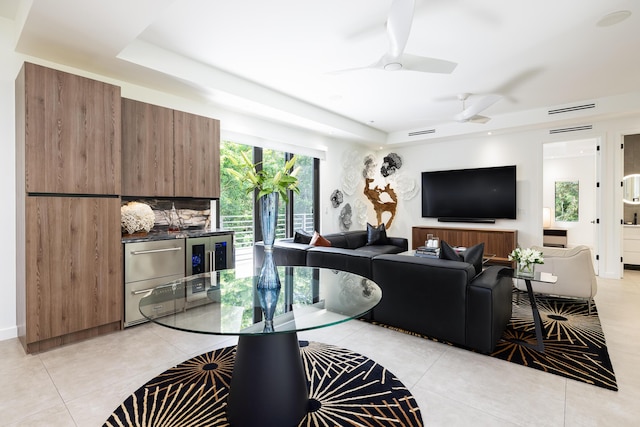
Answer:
227;332;308;426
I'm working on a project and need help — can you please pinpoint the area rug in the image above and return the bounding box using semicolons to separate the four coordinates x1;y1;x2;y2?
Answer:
372;290;618;392
103;341;423;427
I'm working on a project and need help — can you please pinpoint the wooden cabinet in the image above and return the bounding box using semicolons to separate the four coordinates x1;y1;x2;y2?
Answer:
121;98;174;196
543;228;568;247
20;62;121;195
412;226;517;266
121;99;220;198
174;110;220;198
16;62;123;353
21;197;122;353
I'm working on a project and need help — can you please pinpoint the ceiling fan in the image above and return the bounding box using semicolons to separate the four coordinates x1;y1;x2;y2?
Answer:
334;0;457;74
454;93;502;124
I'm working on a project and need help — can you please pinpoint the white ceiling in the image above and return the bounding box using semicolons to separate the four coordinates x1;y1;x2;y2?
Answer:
4;0;640;146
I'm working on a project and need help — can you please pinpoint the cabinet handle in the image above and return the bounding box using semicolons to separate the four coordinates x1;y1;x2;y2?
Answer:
131;247;182;255
131;288;156;295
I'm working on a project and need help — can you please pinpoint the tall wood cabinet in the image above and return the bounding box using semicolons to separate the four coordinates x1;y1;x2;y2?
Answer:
16;62;122;353
22;62;121;195
121;98;220;198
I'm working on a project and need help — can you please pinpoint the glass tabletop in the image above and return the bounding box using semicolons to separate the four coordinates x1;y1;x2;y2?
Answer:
513;270;558;283
139;266;381;335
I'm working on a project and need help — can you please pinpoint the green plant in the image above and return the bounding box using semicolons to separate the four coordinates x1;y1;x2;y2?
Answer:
225;150;300;202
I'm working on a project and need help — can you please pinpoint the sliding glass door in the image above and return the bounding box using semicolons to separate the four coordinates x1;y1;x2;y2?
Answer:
220;141;319;275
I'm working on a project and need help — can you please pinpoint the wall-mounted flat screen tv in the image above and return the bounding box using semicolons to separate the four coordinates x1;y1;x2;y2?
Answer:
421;165;517;222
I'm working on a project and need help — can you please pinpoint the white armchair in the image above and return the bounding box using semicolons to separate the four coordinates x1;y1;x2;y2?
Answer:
515;245;597;313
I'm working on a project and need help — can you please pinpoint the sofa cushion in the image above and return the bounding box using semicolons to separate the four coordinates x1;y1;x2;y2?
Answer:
307;246;374;279
355;244;405;257
366;223;390;245
310;231;332;247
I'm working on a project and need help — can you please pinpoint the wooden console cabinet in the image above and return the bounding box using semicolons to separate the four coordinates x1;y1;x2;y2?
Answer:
412;226;517;266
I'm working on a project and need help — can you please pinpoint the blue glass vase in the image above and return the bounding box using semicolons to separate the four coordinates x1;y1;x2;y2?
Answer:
257;192;281;290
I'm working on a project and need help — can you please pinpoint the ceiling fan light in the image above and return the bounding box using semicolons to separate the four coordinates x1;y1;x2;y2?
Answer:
384;62;403;71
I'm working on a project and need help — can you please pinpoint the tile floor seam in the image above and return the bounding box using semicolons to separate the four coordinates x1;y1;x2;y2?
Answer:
33;354;78;427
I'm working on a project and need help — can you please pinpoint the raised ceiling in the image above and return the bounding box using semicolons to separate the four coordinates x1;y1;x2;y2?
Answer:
4;0;640;145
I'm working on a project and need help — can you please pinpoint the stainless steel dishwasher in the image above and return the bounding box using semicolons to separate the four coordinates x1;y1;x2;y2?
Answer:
123;239;185;327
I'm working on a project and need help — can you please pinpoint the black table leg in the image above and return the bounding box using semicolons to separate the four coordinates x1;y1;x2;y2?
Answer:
227;332;308;426
523;278;545;352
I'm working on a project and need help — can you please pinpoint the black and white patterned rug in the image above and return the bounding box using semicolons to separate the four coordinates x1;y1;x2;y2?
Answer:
492;291;617;391
371;290;617;391
103;341;423;427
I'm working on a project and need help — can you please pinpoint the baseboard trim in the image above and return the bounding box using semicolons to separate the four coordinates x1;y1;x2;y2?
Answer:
0;326;18;342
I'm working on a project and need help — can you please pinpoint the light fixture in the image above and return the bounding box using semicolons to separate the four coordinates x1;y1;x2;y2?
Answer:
597;10;632;27
543;207;551;228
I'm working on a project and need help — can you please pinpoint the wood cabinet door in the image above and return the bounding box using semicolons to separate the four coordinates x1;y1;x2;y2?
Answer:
25;196;122;344
22;63;121;195
121;98;174;196
173;110;220;198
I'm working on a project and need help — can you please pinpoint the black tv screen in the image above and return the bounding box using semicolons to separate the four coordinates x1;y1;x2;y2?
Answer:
421;165;517;221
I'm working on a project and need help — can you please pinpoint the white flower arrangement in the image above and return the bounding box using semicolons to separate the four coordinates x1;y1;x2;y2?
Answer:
121;201;155;234
508;247;544;267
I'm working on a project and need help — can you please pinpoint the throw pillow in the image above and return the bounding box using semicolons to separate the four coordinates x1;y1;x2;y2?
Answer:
439;240;485;275
439;240;463;261
310;231;332;247
293;229;314;244
366;223;390;245
463;242;485;275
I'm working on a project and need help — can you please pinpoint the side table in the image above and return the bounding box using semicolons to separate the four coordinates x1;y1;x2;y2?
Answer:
514;271;558;352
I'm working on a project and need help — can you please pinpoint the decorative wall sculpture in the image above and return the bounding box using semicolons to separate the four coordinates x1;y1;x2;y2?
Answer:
339;203;352;231
380;153;402;177
363;177;398;229
330;189;344;208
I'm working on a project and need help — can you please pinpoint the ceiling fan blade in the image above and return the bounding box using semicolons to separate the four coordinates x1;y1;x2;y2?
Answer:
455;94;502;122
468;115;491;124
401;53;457;74
386;0;415;58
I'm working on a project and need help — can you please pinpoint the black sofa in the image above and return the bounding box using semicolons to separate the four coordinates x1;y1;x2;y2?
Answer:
371;254;513;353
253;230;409;279
253;230;512;353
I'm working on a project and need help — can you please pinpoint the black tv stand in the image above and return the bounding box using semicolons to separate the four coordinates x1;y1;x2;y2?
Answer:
437;218;496;224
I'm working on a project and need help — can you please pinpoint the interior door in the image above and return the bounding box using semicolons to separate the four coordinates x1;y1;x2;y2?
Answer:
543;138;600;274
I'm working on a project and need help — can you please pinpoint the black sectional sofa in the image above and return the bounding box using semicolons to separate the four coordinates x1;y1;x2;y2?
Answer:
371;254;513;353
254;230;408;279
253;229;513;353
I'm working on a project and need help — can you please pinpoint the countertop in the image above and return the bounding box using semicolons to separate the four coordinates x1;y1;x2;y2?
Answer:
121;227;234;244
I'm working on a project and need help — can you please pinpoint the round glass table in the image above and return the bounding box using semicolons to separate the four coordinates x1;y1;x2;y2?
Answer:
139;266;381;426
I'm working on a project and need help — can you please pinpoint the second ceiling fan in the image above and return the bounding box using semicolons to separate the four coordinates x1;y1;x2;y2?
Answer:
454;93;502;124
337;0;457;74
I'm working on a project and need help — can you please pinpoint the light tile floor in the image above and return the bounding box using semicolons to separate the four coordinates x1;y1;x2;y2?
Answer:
2;271;640;427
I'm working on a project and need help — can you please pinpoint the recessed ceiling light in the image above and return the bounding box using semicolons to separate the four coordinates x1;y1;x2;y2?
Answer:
597;10;632;27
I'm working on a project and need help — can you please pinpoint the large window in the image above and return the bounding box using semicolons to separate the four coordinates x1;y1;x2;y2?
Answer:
220;141;319;273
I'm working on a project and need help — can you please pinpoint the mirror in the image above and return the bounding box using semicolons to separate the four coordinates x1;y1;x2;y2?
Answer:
623;174;640;204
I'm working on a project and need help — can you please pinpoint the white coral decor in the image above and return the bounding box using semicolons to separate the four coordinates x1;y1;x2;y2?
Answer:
508;247;544;268
121;202;155;234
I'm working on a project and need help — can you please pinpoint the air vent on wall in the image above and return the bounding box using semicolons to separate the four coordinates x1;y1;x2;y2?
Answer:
548;103;596;115
408;129;436;137
549;125;593;134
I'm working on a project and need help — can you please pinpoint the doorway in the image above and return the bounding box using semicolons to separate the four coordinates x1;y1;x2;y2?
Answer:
543;138;599;274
